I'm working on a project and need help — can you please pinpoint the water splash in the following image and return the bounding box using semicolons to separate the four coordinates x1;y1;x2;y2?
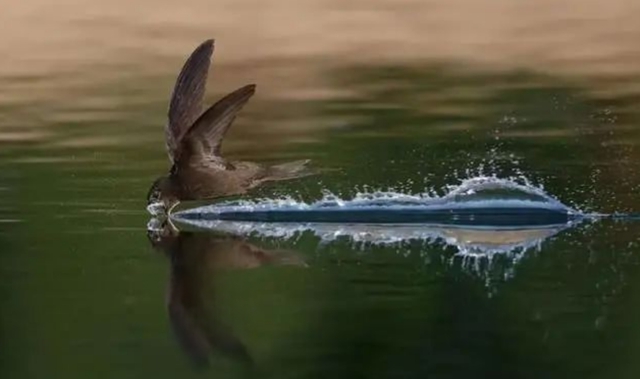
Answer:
169;215;575;293
171;175;585;253
165;175;594;291
172;218;570;251
174;176;580;225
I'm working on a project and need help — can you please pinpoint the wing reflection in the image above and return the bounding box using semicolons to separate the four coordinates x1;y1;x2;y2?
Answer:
146;219;306;368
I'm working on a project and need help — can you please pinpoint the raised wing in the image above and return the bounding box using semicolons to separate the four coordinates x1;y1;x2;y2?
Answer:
176;84;256;166
166;39;215;162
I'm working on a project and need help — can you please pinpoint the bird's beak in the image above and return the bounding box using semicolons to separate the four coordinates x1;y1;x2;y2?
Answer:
167;201;180;215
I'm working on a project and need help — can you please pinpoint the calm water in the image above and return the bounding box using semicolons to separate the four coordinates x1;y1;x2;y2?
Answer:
3;2;640;378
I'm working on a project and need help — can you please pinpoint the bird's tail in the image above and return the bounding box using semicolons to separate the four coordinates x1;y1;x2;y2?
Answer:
263;159;314;182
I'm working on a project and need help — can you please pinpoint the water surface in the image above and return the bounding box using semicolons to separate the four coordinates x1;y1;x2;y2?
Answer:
2;2;640;378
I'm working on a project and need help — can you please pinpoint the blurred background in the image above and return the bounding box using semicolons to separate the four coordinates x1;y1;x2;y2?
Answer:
2;1;640;378
3;0;640;148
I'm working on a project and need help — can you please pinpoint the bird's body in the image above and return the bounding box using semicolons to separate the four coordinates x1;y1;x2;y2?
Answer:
172;160;263;200
147;39;311;215
162;159;308;201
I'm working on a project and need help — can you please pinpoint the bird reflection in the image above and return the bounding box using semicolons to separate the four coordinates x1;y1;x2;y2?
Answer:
146;219;306;367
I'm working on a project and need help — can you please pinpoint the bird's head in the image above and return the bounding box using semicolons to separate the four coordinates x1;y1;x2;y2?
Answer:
146;176;179;216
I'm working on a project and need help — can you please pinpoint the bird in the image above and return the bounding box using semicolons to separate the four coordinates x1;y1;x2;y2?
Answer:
146;219;306;367
147;39;311;216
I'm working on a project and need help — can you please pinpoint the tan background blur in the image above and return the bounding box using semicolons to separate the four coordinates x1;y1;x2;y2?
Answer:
2;0;640;146
2;0;640;78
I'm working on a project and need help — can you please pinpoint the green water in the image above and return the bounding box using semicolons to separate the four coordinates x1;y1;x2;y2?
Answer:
3;9;640;378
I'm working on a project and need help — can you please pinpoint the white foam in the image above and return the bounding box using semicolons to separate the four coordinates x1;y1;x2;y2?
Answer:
175;175;575;217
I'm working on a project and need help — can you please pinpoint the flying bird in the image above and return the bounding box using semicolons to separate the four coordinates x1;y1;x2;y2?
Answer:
147;39;311;215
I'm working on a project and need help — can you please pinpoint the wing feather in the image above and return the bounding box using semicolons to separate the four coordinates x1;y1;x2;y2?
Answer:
165;39;215;162
177;84;256;166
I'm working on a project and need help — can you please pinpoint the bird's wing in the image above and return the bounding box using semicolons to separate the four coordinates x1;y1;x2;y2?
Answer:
166;39;215;163
176;84;256;168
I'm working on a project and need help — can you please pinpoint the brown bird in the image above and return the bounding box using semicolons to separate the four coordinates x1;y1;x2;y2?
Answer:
147;219;306;367
147;39;311;215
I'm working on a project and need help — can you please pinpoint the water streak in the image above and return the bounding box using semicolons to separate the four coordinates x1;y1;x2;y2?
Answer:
162;176;601;290
174;176;579;226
